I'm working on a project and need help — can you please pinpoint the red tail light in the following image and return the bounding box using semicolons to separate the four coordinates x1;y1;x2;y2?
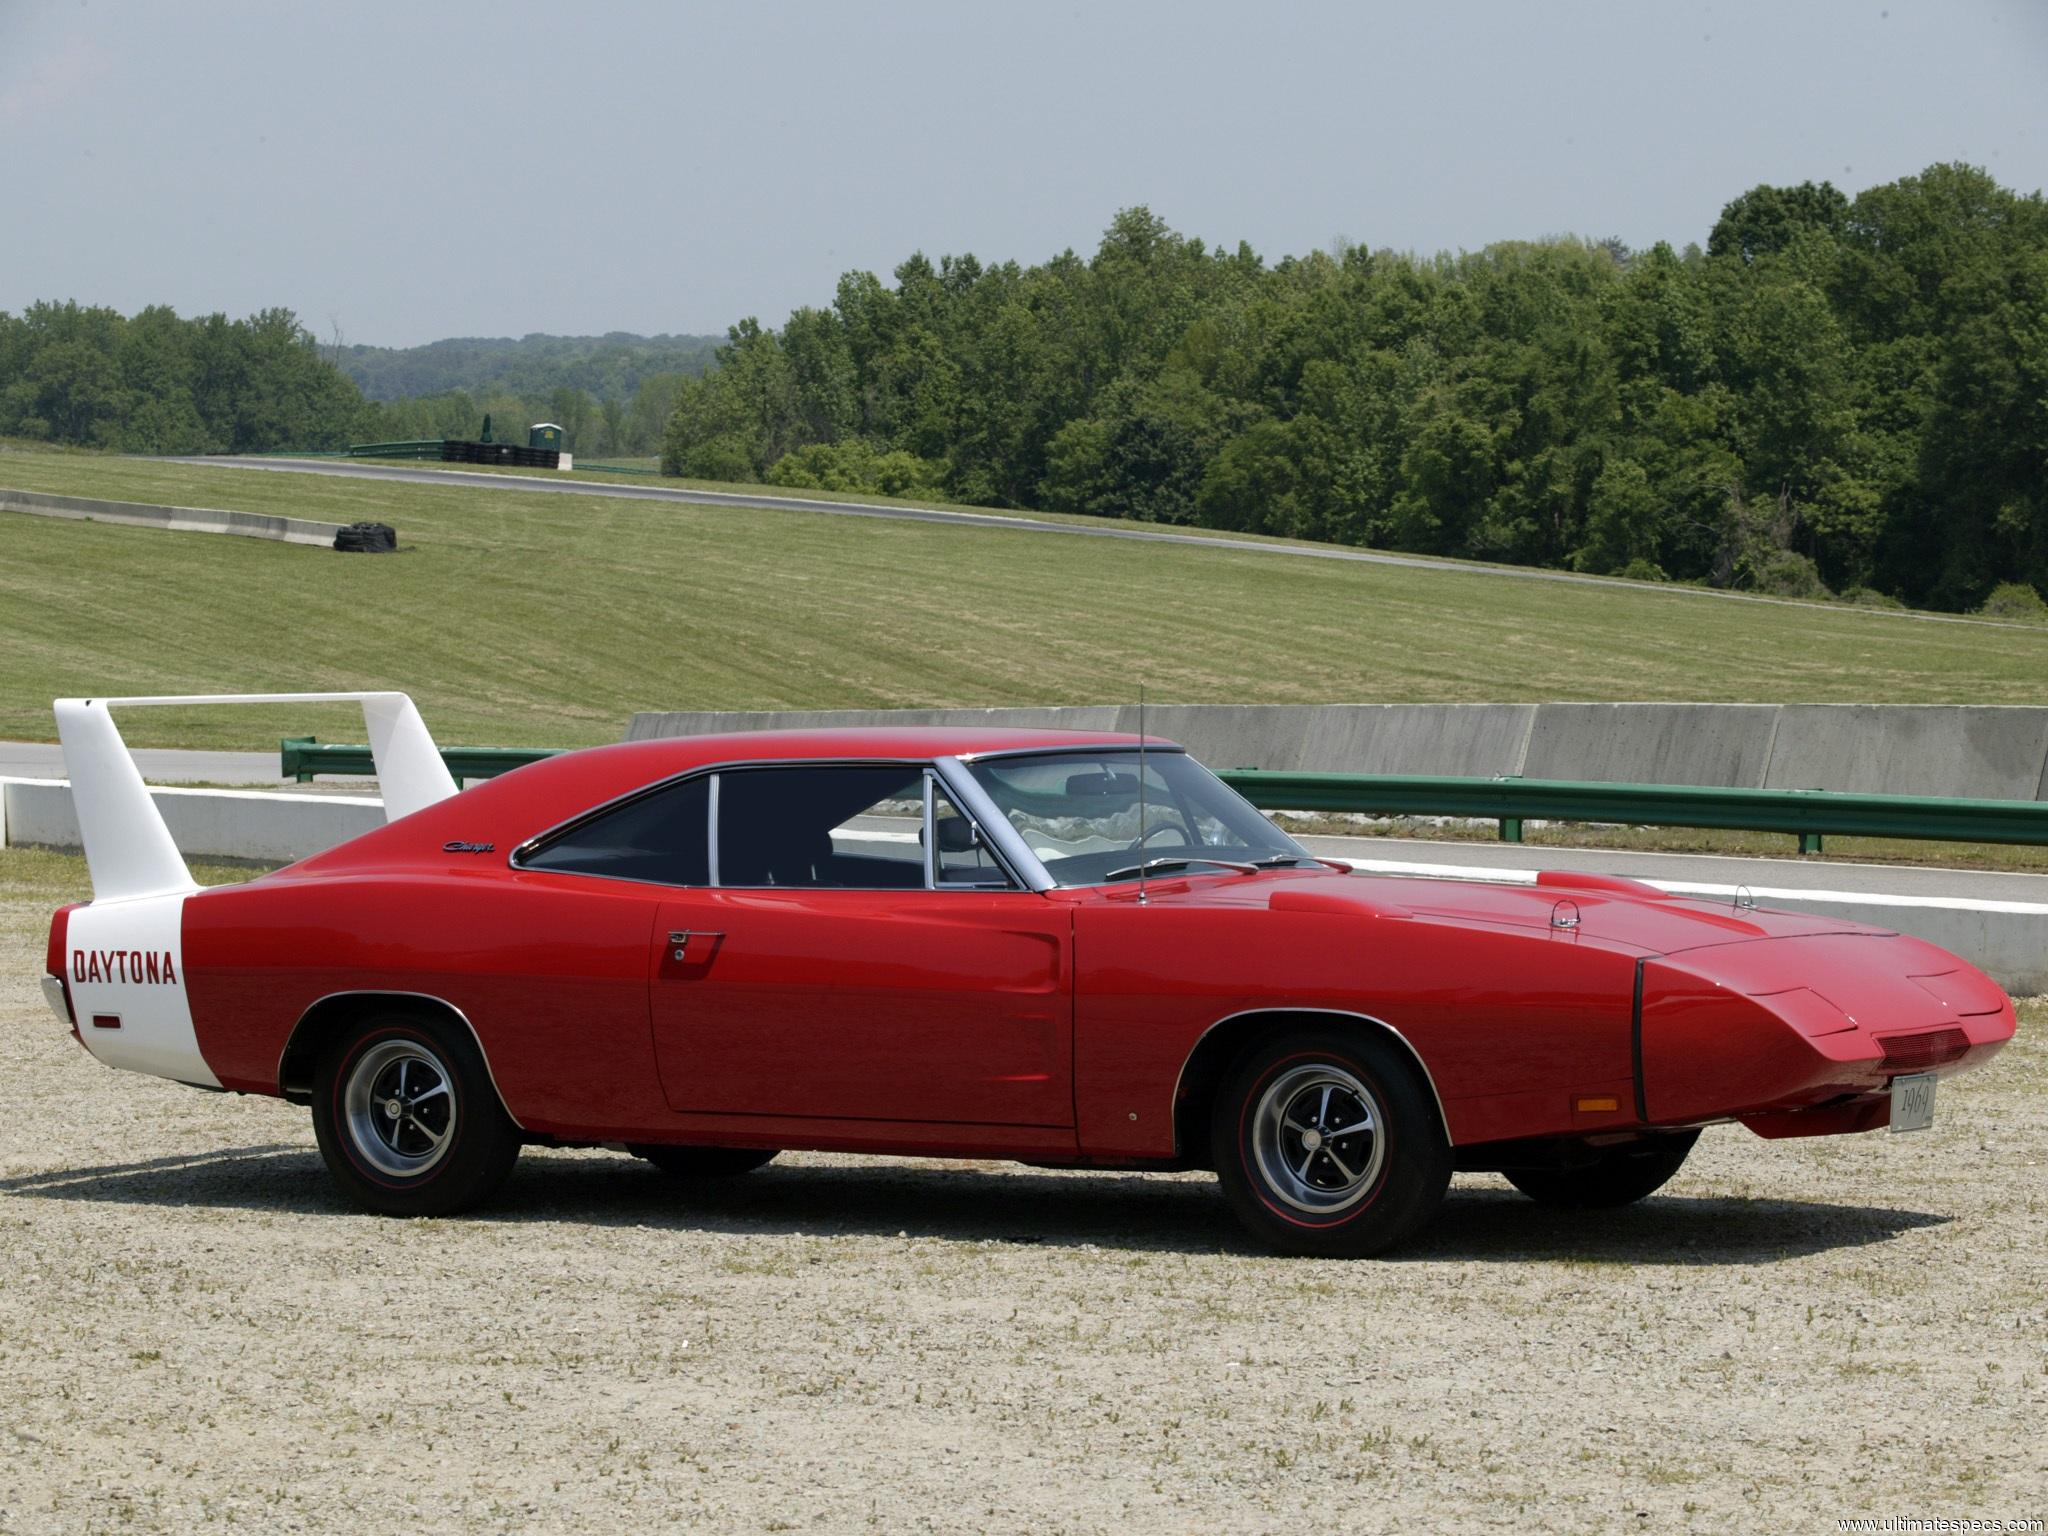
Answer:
45;903;81;1041
1875;1028;1969;1072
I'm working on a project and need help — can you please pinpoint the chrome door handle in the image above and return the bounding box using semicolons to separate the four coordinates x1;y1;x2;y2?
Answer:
668;929;724;959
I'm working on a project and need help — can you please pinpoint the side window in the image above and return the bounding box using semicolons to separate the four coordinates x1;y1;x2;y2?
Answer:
717;766;926;889
933;783;1013;887
522;775;710;886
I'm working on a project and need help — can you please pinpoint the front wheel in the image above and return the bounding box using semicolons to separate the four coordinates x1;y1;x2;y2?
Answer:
1212;1029;1450;1257
311;1012;521;1217
1503;1130;1700;1208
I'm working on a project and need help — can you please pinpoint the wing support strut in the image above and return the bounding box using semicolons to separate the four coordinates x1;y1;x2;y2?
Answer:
52;692;456;902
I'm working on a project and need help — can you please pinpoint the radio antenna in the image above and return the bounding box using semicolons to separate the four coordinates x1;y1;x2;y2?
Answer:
1137;683;1148;906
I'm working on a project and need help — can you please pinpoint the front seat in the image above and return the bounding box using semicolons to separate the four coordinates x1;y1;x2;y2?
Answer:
762;827;834;887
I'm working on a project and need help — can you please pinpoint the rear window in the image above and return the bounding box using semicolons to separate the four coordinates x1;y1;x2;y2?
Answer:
521;775;710;886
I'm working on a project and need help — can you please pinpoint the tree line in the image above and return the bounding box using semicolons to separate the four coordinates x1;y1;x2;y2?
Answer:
0;303;366;456
0;308;696;460
337;332;718;404
337;330;716;456
663;164;2048;613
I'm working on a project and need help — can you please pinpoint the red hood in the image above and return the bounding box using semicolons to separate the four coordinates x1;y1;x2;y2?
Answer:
1127;866;2013;1128
1390;871;1880;956
1123;865;1883;957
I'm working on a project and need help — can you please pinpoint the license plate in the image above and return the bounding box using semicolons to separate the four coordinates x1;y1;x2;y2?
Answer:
1889;1072;1937;1133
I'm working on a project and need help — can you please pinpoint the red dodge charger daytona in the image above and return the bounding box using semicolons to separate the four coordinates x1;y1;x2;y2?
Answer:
43;694;2016;1256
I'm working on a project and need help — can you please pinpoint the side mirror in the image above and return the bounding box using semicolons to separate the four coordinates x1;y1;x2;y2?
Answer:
935;816;978;854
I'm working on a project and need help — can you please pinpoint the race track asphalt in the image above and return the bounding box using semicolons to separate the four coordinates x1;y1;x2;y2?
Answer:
0;743;286;784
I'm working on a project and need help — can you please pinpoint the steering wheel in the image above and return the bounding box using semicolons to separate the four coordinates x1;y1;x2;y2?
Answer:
1130;821;1194;852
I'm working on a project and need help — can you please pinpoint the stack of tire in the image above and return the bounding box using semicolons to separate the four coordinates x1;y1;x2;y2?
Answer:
333;523;397;553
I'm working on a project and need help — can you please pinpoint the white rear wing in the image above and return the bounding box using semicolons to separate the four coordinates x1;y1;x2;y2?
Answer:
53;692;458;902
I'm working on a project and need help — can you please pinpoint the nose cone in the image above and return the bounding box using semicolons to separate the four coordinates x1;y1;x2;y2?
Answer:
1639;931;2014;1125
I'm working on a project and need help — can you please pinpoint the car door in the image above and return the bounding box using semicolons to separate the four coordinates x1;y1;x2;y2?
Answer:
648;763;1074;1127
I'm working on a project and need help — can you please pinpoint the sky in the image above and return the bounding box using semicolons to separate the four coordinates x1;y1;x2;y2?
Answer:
3;0;2044;348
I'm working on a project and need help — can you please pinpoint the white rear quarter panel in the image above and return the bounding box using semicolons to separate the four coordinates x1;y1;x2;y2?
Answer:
63;893;217;1087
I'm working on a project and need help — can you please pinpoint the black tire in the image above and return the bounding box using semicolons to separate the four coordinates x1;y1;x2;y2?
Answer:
311;1010;521;1217
1503;1130;1701;1208
627;1144;779;1177
1212;1028;1450;1257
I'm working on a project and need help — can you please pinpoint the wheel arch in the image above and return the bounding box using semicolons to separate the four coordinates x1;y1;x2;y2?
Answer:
276;991;523;1130
1171;1007;1451;1165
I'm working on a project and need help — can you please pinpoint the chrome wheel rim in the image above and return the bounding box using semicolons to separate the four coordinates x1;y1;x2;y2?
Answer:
1251;1063;1386;1215
343;1039;456;1179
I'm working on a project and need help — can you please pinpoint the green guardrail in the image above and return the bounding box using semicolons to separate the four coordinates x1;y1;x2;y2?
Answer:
281;738;561;788
573;462;662;476
277;742;2048;854
1217;770;2048;854
345;440;447;461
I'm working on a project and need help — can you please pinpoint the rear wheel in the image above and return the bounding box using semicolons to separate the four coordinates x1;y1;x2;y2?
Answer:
628;1144;779;1177
1212;1029;1450;1257
1504;1130;1700;1208
311;1012;520;1217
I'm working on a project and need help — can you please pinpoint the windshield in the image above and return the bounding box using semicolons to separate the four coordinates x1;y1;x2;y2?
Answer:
962;750;1310;887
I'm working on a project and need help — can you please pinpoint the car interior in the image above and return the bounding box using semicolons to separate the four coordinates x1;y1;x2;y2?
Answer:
525;763;1017;890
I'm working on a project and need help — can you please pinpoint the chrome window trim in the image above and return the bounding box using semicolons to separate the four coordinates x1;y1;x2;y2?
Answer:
920;771;938;889
926;766;1028;891
502;866;721;896
932;756;1054;893
1170;1007;1454;1150
512;756;1038;896
278;990;524;1131
706;771;721;886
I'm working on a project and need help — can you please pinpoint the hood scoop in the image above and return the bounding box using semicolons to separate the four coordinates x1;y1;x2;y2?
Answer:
1534;870;1675;901
1267;886;1411;920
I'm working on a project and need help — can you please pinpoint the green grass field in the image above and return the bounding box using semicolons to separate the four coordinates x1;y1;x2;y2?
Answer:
5;445;2048;751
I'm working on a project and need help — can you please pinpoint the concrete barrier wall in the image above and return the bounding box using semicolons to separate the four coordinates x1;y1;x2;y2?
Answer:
7;773;2042;990
623;707;1128;742
627;703;2048;800
1519;704;1782;787
1;779;383;864
1;487;343;548
1763;706;2048;799
1289;704;1537;777
628;704;1539;774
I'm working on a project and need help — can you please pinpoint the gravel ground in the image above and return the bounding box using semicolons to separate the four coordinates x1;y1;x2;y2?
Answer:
1;856;2042;1534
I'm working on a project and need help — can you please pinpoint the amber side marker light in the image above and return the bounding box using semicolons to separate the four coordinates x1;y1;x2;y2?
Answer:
1575;1096;1621;1113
